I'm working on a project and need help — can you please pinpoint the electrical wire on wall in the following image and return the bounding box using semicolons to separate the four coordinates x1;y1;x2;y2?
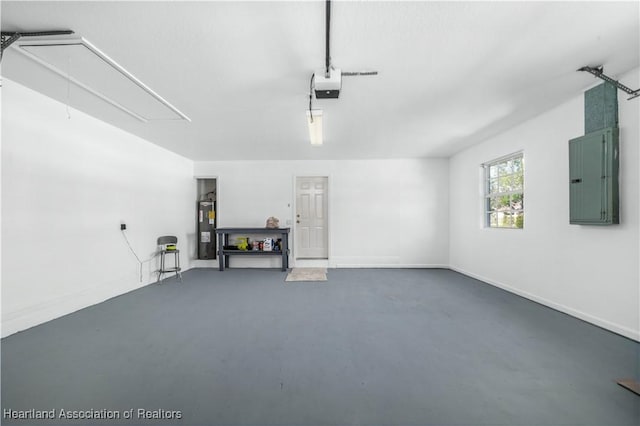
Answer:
120;229;157;282
309;73;315;122
66;54;72;119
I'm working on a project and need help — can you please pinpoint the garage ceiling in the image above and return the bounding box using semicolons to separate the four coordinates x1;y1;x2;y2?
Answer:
2;1;639;160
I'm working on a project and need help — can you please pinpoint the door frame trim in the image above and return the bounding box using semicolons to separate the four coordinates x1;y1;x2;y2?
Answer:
292;175;331;265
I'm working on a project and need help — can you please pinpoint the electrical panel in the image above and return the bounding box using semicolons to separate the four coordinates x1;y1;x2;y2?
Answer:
569;127;619;225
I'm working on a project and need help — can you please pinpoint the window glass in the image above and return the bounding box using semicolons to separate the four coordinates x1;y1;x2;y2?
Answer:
484;153;524;229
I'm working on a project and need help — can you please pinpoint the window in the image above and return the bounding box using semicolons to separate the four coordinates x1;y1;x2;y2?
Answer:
484;153;524;228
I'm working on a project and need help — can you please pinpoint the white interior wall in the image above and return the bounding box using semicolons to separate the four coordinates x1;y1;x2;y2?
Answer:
1;79;196;337
194;159;449;269
4;64;637;342
449;67;640;341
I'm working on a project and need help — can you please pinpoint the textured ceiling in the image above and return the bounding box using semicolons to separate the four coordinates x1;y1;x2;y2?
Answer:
2;1;639;160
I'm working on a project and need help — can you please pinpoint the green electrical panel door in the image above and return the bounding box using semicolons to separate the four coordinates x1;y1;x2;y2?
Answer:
569;127;619;225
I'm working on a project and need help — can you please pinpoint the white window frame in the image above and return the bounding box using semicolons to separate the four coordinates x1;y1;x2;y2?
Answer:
483;152;524;229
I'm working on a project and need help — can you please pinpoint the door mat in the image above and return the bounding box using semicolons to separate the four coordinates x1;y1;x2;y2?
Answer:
285;268;327;282
617;379;640;396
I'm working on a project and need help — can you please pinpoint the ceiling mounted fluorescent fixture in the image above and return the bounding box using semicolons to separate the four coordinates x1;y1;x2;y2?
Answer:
306;110;323;146
12;36;190;122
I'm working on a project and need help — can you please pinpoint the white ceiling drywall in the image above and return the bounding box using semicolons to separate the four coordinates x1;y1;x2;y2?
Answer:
2;1;639;160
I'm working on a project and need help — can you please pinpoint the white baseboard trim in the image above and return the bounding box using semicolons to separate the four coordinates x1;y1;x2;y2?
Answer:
191;259;219;268
449;265;640;342
332;263;449;269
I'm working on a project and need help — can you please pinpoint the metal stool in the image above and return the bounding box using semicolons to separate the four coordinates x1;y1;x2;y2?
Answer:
157;236;182;282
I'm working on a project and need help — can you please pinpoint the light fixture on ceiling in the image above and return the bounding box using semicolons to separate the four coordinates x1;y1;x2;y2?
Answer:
10;35;191;122
306;109;323;146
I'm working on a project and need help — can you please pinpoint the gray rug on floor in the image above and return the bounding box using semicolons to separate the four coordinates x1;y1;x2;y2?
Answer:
285;267;327;282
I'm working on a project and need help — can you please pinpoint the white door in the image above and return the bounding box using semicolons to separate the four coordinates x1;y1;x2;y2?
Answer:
295;177;328;259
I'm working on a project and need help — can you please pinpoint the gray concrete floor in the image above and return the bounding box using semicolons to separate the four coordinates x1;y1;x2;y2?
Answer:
2;268;639;425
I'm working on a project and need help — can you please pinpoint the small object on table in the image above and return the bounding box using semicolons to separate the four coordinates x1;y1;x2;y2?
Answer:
236;237;249;251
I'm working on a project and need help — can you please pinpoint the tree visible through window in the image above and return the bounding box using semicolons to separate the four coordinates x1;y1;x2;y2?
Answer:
485;153;524;228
